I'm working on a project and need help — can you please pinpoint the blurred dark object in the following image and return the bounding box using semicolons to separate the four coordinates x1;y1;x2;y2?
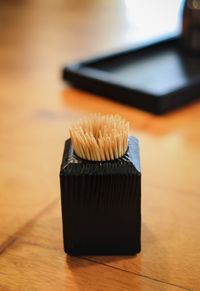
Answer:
182;0;200;53
63;0;200;114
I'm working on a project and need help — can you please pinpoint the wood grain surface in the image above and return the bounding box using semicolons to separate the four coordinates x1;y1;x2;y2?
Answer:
0;1;199;290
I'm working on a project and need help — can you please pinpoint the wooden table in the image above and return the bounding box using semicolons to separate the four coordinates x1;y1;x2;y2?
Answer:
0;1;199;290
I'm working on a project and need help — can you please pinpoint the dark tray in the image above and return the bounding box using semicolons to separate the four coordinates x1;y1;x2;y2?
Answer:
63;37;200;114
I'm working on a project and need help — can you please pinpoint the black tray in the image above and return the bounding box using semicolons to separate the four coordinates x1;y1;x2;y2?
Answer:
63;37;200;114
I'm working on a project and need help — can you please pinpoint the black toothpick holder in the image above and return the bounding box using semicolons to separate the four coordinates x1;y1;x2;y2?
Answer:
60;136;141;256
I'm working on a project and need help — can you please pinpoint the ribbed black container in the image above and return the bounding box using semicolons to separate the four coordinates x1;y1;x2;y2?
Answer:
60;136;141;256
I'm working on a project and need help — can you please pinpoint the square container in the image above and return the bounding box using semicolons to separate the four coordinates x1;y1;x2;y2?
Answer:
60;136;141;255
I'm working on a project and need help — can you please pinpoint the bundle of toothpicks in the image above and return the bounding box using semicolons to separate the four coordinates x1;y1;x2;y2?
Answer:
69;114;129;161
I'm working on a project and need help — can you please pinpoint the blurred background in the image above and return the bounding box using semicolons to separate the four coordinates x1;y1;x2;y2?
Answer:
1;0;183;80
0;0;186;123
1;1;200;290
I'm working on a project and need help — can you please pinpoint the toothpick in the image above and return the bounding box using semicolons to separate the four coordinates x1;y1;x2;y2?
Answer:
69;114;129;161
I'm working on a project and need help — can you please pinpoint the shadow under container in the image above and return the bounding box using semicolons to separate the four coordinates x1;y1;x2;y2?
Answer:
60;136;141;256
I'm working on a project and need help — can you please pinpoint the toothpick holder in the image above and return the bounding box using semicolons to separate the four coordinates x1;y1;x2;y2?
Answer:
60;136;141;256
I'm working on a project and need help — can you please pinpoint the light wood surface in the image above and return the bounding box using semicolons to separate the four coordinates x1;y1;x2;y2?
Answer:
0;1;199;290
